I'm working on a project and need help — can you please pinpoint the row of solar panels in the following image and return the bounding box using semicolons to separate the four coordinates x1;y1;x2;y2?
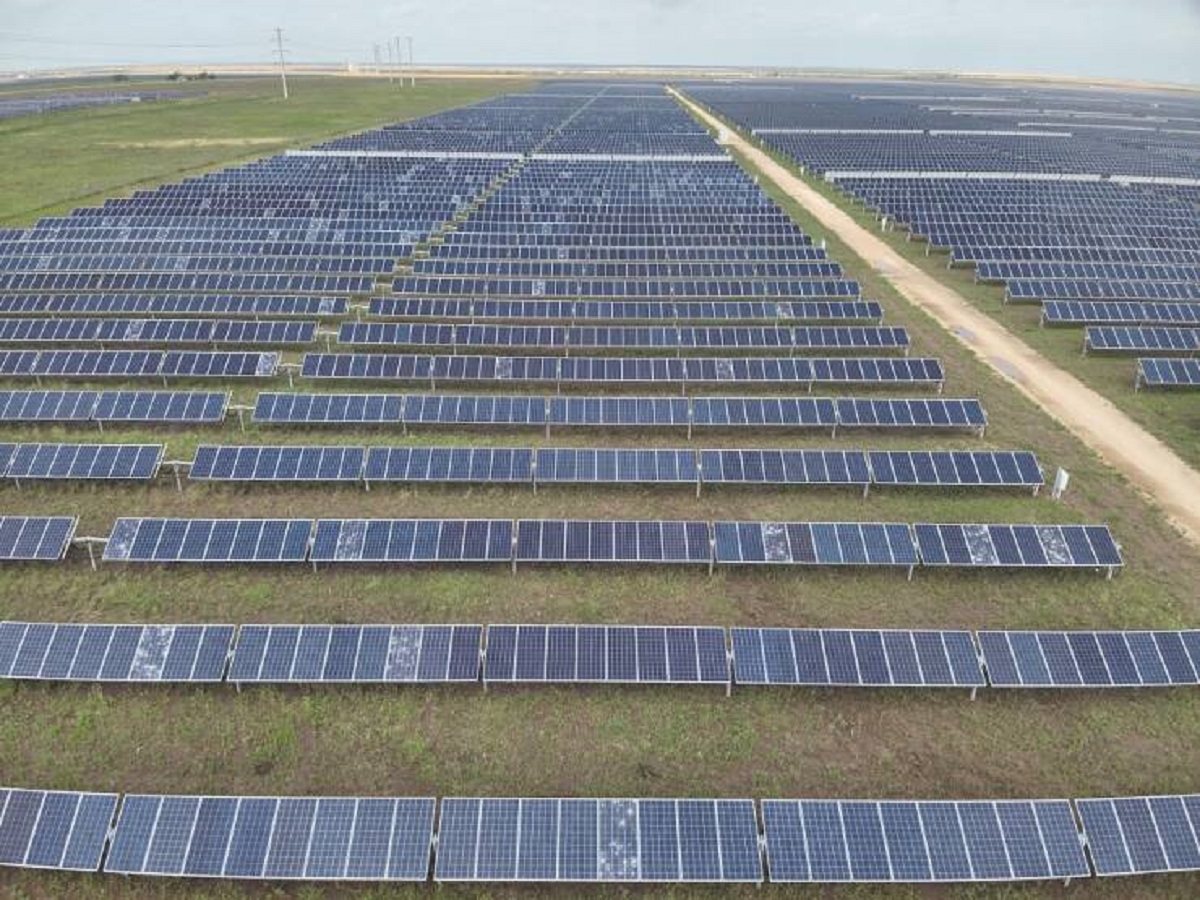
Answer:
1041;300;1200;327
0;318;315;345
252;393;985;432
0;350;277;380
1136;358;1200;389
0;444;1044;491
1083;326;1199;355
0;391;986;430
300;353;946;388
0;294;347;317
368;297;886;322
4;622;1196;690
186;446;1044;490
1007;279;1200;302
336;322;911;352
0;273;373;295
3;786;1198;882
393;277;862;298
86;517;1122;572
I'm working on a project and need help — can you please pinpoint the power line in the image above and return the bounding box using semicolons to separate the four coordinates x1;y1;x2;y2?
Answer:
0;30;260;50
272;27;288;100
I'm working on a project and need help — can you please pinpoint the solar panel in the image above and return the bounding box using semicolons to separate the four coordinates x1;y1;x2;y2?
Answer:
0;443;162;481
309;519;513;564
189;446;364;482
1136;358;1200;389
364;447;533;484
0;622;234;681
713;521;918;569
534;449;698;484
913;524;1123;572
978;630;1200;687
434;798;762;882
762;799;1088;882
0;390;99;422
834;398;988;433
514;520;711;565
92;391;229;424
690;396;838;430
0;516;77;560
252;393;404;425
105;794;436;880
1084;326;1200;355
0;788;118;872
731;628;983;688
102;518;313;564
483;625;729;686
1077;795;1200;877
700;449;870;487
867;450;1043;490
228;624;482;683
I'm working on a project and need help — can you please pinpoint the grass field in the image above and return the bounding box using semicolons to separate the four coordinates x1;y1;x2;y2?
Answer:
733;134;1200;472
1;79;1199;898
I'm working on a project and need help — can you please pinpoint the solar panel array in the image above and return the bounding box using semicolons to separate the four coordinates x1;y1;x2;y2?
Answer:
0;443;162;481
0;622;234;682
483;625;729;685
0;390;228;424
434;797;763;883
0;350;279;380
762;798;1089;883
105;794;436;880
0;516;77;560
7;785;1200;883
228;624;482;683
978;630;1200;687
1136;357;1200;389
913;523;1123;570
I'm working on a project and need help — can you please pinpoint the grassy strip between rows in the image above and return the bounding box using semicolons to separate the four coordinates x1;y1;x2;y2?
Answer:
0;81;1196;898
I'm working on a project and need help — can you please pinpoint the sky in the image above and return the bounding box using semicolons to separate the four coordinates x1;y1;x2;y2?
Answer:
2;0;1199;84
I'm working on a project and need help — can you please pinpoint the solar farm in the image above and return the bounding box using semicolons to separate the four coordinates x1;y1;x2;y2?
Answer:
686;80;1200;466
0;74;1198;898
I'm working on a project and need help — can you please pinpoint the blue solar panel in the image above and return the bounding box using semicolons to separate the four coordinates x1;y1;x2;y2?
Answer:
763;799;1088;883
0;788;118;872
978;631;1200;687
0;391;99;422
514;520;711;564
309;519;513;564
867;450;1043;490
1137;358;1200;388
105;794;435;880
0;516;77;560
228;624;482;683
713;521;917;568
102;518;312;563
92;391;228;424
252;393;404;425
700;449;869;486
189;446;364;482
914;523;1123;571
534;449;697;484
834;398;987;432
731;628;983;687
0;622;233;681
1077;795;1200;878
484;625;728;685
1084;326;1199;355
434;798;762;883
364;447;533;484
0;443;162;481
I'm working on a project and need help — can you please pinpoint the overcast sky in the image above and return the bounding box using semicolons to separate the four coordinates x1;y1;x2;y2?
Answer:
3;0;1199;84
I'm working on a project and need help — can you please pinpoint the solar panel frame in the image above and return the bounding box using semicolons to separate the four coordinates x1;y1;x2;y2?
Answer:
1;443;163;482
712;521;918;569
0;622;234;682
308;519;513;564
104;793;436;881
978;630;1200;688
483;625;729;686
102;518;313;564
762;798;1089;883
730;627;984;688
1076;794;1200;877
227;624;483;683
913;523;1123;571
0;516;77;561
433;797;763;883
0;787;119;872
513;519;712;565
188;446;365;483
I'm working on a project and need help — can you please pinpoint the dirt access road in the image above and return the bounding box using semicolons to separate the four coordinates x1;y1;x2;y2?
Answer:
671;87;1200;549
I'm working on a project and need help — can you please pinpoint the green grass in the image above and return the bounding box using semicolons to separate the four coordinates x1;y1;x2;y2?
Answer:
728;127;1200;470
1;80;1200;898
0;75;527;225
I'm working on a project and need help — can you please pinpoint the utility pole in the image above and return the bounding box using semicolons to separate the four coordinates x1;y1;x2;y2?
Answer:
387;39;395;83
407;36;415;87
373;43;381;76
273;27;289;100
393;36;402;88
